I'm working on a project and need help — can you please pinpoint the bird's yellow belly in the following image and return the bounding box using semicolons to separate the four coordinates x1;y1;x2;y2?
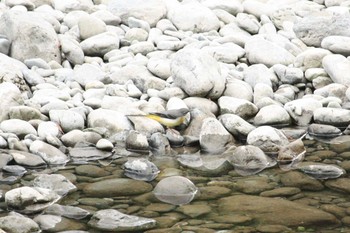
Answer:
146;115;184;127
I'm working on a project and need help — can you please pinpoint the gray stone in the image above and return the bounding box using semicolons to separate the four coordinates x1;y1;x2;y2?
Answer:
0;11;60;63
0;82;24;122
295;48;332;71
60;35;84;65
219;195;338;226
167;0;220;33
147;57;171;80
125;130;150;153
284;98;323;126
61;129;102;147
44;204;90;220
80;32;119;57
29;140;69;165
5;186;61;214
91;9;121;26
199;117;234;153
243;64;276;88
0;213;40;233
88;209;156;231
83;178;153;197
218;96;258;119
0;119;37;138
202;43;245;64
280;171;324;191
10;150;47;168
323;54;350;86
293;12;350;47
129;41;155;55
247;126;289;154
245;37;295;67
33;174;77;196
254;104;291;126
314;83;348;100
37;121;62;139
273;64;304;84
108;0;166;27
171;48;225;99
183;97;219;115
223;78;253;102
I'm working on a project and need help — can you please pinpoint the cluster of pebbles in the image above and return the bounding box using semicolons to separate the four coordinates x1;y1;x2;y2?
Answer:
0;0;349;232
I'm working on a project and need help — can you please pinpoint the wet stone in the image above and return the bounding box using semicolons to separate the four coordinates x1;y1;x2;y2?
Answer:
233;176;277;194
325;178;350;194
280;171;324;191
78;197;114;209
122;158;159;181
308;123;342;138
83;178;153;197
197;186;231;200
260;187;301;197
44;204;90;220
33;174;77;196
0;213;40;233
9;150;46;168
88;209;156;232
144;203;176;212
75;164;110;178
177;204;212;218
298;164;346;180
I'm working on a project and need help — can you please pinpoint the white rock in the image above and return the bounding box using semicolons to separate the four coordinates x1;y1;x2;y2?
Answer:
183;97;219;115
124;28;148;42
219;23;252;47
171;48;225;99
199;117;234;153
202;0;243;15
294;48;332;70
293;12;350;46
322;54;350;86
33;174;76;196
32;89;71;105
96;138;114;150
87;109;133;137
53;0;94;12
218;96;258;119
202;43;245;63
78;14;106;40
33;215;62;231
80;32;120;57
49;109;85;133
91;9;121;26
167;0;220;33
253;83;274;104
273;64;304;84
37;121;62;138
254;104;291;126
236;12;260;34
219;114;256;139
108;0;166;27
243;64;276;88
314;83;348;100
0;213;40;233
73;63;108;87
30;140;69;165
0;119;37;138
284;98;323;126
59;35;84;65
314;107;350;127
321;36;350;56
8;106;43;121
0;11;60;63
129;41;155;55
247;126;289;154
147;57;171;80
245;37;295;67
223;78;253;102
61;129;102;147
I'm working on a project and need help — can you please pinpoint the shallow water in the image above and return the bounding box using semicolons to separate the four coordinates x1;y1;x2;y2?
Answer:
2;137;350;233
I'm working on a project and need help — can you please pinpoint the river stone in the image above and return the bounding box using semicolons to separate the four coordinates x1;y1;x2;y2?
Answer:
49;109;85;133
0;82;24;122
75;164;110;178
78;14;106;40
88;209;156;231
243;64;275;88
254;104;291;126
325;178;350;193
29;140;69;165
0;119;37;138
322;54;350;86
223;78;253;101
83;178;153;197
8;106;42;121
202;42;245;64
37;121;62;139
0;11;61;63
87;109;133;137
73;63;108;87
294;48;332;71
260;187;301;197
219;114;256;140
321;36;350;56
280;171;324;191
61;130;102;147
33;174;77;196
167;0;220;33
308;123;342;138
245;37;295;67
218;96;258;119
80;32;120;57
199;118;234;153
313;107;350;127
10;150;47;168
247;126;289;154
0;213;40;233
177;204;212;218
5;186;61;214
44;204;90;220
219;195;339;227
60;35;84;65
284;98;323;126
293;12;350;47
171;48;225;99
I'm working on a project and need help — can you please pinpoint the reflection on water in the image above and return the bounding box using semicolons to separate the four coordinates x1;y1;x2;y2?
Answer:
2;136;350;232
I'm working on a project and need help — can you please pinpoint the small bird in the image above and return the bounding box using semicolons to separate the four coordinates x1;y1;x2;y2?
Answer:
128;108;190;128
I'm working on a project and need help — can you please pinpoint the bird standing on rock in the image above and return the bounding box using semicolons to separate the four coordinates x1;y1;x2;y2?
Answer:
128;108;190;128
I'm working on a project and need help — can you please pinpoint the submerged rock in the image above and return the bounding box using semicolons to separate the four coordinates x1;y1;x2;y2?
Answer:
277;136;306;171
308;123;342;138
153;176;198;205
299;164;346;180
123;158;159;181
33;174;77;196
44;204;90;220
0;212;40;233
88;209;156;231
227;145;276;176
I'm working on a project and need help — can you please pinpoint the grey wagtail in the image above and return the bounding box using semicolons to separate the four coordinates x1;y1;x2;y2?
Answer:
128;108;189;128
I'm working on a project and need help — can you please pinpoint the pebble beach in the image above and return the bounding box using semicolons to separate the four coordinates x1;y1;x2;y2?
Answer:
0;0;350;232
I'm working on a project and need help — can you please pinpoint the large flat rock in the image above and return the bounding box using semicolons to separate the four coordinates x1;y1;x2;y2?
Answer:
218;195;339;227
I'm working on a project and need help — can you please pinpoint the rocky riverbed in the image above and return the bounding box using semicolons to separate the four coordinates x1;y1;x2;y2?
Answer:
0;0;350;232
